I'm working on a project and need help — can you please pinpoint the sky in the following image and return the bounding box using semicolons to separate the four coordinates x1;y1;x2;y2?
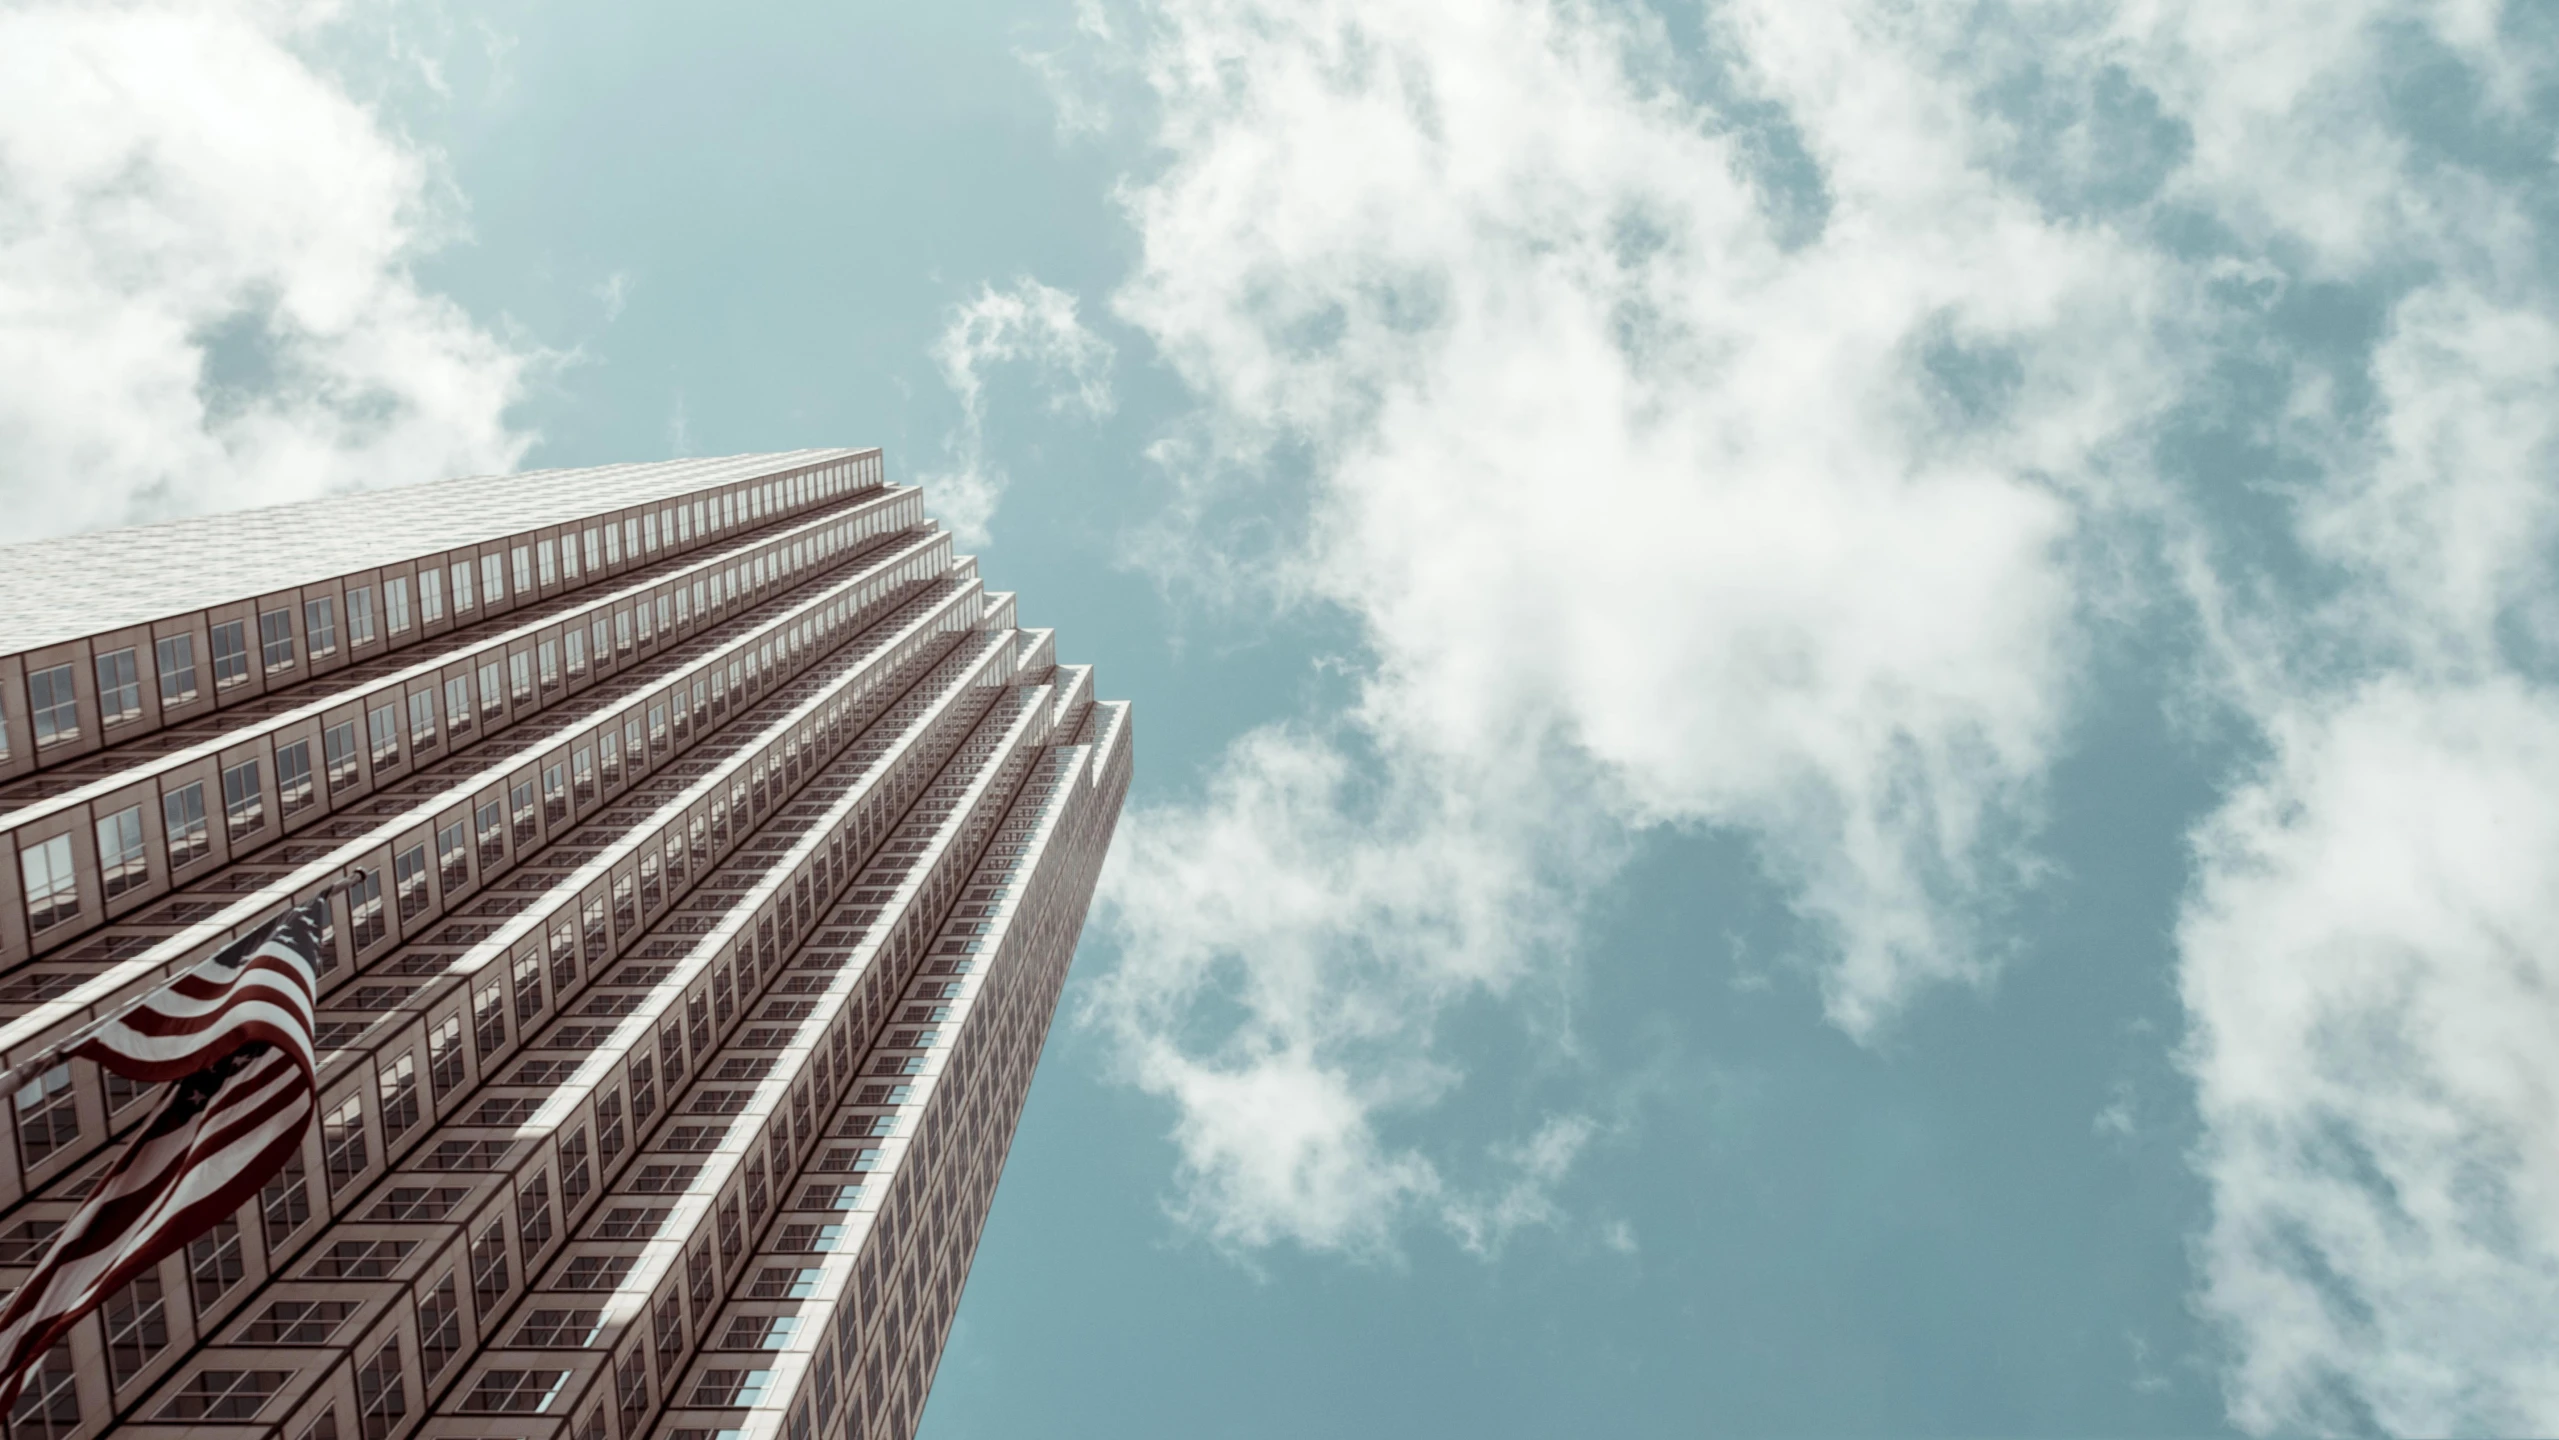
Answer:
5;0;2558;1434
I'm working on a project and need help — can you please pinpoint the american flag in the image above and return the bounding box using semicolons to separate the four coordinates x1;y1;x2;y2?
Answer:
0;894;331;1412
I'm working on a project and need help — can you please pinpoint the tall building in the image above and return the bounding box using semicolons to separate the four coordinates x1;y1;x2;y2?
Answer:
0;451;1131;1440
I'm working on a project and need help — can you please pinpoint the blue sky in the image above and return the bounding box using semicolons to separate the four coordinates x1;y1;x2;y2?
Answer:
7;0;2559;1434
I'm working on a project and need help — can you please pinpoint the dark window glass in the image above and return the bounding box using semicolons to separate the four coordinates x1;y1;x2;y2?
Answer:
324;720;360;788
27;664;76;745
95;647;141;725
156;635;198;704
96;805;147;897
258;608;295;671
304;596;338;657
210;619;250;687
165;781;209;868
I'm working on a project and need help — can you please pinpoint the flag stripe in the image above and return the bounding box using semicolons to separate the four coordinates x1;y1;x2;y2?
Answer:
0;897;331;1416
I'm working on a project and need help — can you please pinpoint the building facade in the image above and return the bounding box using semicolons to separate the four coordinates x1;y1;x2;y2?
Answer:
0;451;1130;1440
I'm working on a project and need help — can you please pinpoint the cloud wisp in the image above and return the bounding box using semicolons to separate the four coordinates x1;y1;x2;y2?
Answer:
919;278;1115;545
0;0;539;540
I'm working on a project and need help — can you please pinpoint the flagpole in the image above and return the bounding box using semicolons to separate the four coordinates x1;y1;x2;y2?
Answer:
0;869;371;1101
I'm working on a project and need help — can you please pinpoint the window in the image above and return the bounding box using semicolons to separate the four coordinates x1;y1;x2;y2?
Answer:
394;844;429;920
409;690;437;749
221;758;264;840
566;627;587;676
368;702;399;766
510;779;536;846
275;739;314;815
514;1309;604;1347
509;651;532;704
561;1127;590;1201
324;720;359;789
322;1094;368;1191
237;1298;356;1344
347;868;385;950
720;1313;799;1350
28;663;76;745
600;730;621;784
156;634;198;705
667;1123;726;1154
633;1165;700;1200
476;798;504;869
356;1339;405;1440
471;1097;540;1125
644;512;660;552
20;833;76;932
97;806;146;898
615;1347;648;1434
421;566;445;622
387;575;413;633
259;607;295;671
512;546;533;595
480;660;505;718
483;553;506;605
211;619;250;687
305;596;338;657
365;1186;470;1222
439;820;470;893
474;982;506;1056
187;1218;244;1307
156;1368;288;1422
614;610;631;655
13;1065;76;1167
419;1275;462;1378
429;1013;465;1095
542;763;567;823
103;1068;147;1115
346;585;376;645
460;1360;580;1422
748;1266;821;1300
687;1369;775;1408
538;640;559;689
0;1225;65;1267
10;1342;77;1440
470;1217;510;1311
573;747;594;804
103;1272;170;1387
95;647;140;725
557;1254;629;1291
378;1053;419;1139
165;781;209;869
583;527;600;572
261;1152;311;1248
606;521;623;564
441;675;469;737
538;538;558;585
305;1239;415;1278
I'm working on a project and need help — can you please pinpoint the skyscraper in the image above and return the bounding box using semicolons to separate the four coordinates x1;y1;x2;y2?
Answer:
0;451;1131;1440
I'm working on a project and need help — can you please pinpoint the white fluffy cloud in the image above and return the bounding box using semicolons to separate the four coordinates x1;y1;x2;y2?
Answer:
2183;679;2559;1435
920;278;1114;544
2104;5;2559;1431
0;0;534;540
1074;2;2559;1427
1086;0;2187;1254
